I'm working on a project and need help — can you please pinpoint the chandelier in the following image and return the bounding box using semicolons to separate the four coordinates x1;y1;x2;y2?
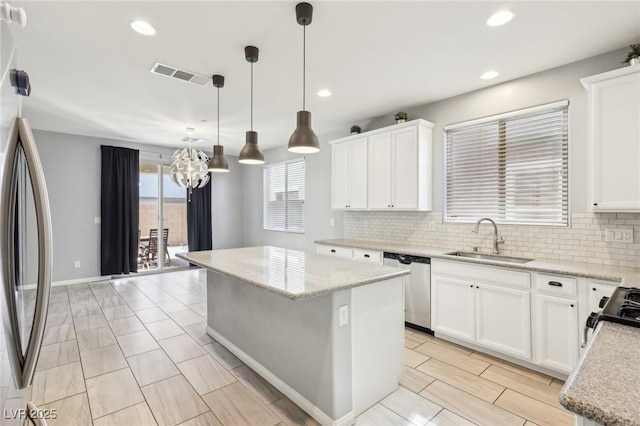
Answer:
169;127;210;201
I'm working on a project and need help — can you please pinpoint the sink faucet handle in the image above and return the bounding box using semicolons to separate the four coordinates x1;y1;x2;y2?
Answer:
497;235;505;244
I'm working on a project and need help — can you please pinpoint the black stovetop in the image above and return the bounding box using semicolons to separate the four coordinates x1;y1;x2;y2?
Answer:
599;286;640;328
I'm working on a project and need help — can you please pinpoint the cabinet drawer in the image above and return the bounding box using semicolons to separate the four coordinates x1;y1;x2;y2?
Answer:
432;259;530;289
353;249;382;264
316;244;353;259
534;274;577;297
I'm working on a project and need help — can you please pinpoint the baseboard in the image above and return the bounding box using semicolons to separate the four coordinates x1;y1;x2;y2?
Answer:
52;276;110;286
21;275;110;291
206;326;355;426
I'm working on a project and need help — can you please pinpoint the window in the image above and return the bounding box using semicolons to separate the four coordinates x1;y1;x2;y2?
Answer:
263;159;305;232
444;101;568;226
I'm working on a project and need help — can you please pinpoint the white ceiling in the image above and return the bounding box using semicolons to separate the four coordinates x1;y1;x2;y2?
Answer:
10;1;640;154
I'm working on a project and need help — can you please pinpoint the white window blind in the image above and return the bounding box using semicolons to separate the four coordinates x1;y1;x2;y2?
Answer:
445;101;569;226
263;159;305;233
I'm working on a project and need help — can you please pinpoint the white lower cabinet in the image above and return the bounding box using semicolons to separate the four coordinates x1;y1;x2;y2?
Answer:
431;275;476;342
316;244;353;259
315;244;383;265
534;294;579;374
587;280;617;314
431;260;531;361
432;260;598;374
476;284;531;360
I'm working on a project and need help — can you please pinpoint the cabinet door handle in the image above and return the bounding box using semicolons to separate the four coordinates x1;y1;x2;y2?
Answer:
571;304;575;308
592;288;597;291
476;286;479;289
548;281;563;287
364;254;370;258
593;203;598;206
330;249;336;253
470;285;473;288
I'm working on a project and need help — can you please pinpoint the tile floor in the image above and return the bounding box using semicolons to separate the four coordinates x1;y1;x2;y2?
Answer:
26;269;570;426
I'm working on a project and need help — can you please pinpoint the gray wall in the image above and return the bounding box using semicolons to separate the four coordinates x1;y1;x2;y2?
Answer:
241;130;344;252
242;47;628;251
34;130;242;282
212;157;243;249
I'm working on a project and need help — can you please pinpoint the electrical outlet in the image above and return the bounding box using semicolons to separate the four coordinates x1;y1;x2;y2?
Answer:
605;228;634;242
338;305;349;327
94;217;101;224
74;261;81;269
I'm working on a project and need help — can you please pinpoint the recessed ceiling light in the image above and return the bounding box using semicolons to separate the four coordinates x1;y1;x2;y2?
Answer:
480;71;499;80
317;89;332;97
486;11;515;27
130;21;156;36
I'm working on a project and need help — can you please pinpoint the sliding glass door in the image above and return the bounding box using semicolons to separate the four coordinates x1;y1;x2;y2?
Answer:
138;162;188;272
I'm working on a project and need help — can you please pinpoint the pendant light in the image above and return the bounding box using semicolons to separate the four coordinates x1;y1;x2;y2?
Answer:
239;46;265;164
288;2;320;154
169;127;210;202
208;74;230;173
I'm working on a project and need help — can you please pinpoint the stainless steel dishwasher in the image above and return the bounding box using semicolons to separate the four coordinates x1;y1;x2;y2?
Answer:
383;253;431;332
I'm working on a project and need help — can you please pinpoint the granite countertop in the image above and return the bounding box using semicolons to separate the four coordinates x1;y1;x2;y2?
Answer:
177;246;409;301
559;321;640;426
315;238;640;287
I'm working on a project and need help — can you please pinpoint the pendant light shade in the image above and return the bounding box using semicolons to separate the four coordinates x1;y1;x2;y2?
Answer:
288;111;319;153
209;145;229;171
239;46;265;165
208;74;230;173
239;131;264;164
169;127;210;201
288;2;319;154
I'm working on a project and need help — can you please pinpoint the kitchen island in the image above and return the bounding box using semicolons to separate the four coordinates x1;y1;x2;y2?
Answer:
177;246;409;426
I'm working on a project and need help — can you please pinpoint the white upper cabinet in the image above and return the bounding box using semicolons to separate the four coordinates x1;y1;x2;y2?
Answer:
331;136;368;209
368;132;393;209
330;119;433;211
582;65;640;212
389;126;421;209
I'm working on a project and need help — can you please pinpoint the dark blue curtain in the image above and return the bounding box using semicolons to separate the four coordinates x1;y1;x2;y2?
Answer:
100;146;139;275
187;179;212;252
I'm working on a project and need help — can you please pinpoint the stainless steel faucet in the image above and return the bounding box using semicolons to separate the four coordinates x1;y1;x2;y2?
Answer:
472;218;505;254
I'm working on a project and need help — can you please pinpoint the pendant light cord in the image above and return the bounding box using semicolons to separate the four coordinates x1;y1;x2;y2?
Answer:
302;24;306;111
217;86;220;147
251;62;254;131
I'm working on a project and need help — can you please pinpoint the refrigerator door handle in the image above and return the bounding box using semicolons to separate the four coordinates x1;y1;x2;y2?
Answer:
1;117;52;389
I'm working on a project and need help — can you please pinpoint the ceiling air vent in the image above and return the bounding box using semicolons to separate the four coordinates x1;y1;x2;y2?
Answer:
150;62;210;86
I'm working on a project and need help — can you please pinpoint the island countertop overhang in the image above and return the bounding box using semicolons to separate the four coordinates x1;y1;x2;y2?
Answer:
177;246;410;300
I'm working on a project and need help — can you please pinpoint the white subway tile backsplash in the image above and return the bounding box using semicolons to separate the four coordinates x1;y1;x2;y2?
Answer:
343;212;640;269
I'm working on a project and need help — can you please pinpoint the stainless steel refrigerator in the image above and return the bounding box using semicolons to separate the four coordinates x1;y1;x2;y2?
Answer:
1;9;53;426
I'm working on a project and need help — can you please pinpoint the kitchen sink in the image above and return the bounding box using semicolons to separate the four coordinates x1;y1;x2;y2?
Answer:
445;251;533;264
